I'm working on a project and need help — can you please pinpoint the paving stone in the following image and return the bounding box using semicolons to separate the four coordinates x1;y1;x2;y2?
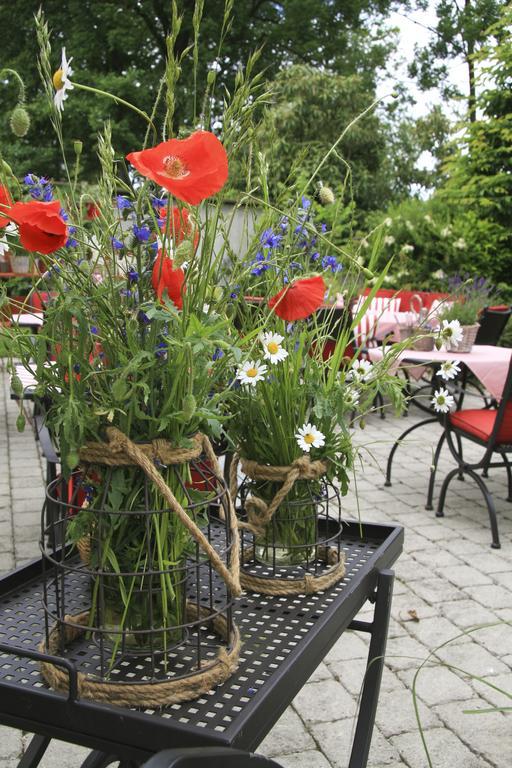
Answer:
471;671;512;708
463;584;512;610
293;680;356;724
435;640;509;678
436;564;493;588
259;707;316;757
383;633;430;672
26;738;92;768
440;599;500;630
275;750;332;768
324;631;369;662
397;664;475;706
310;721;402;768
0;725;23;759
409;548;462;569
407;577;465;606
374;685;441;737
391;727;493;768
433;700;512;768
405;615;470;649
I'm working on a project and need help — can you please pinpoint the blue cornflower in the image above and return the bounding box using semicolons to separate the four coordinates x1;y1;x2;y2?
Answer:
230;291;238;299
260;228;282;249
279;216;289;232
320;223;328;233
322;255;342;274
289;261;302;271
128;269;139;283
155;341;167;359
120;288;132;298
212;348;224;361
66;237;78;248
133;225;151;242
151;195;166;209
311;251;320;262
111;237;124;250
138;310;151;325
251;263;270;276
24;174;53;202
90;326;98;335
301;196;311;210
149;240;159;251
116;195;132;210
60;208;69;222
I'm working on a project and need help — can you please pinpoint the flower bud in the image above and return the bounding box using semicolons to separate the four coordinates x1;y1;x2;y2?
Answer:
10;105;30;137
74;140;83;157
361;267;374;279
16;412;26;432
318;185;335;206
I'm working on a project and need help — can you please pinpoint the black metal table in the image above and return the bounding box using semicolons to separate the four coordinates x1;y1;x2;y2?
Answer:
0;521;403;768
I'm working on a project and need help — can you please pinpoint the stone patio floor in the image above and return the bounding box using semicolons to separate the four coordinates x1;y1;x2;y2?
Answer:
0;361;511;768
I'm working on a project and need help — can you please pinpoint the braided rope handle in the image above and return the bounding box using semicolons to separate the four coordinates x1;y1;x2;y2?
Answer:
100;428;241;596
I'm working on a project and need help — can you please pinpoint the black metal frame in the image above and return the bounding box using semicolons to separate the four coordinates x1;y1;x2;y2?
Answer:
0;521;402;768
433;356;512;549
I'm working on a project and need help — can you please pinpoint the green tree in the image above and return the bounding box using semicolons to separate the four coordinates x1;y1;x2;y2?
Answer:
0;0;400;179
438;5;512;286
409;0;507;121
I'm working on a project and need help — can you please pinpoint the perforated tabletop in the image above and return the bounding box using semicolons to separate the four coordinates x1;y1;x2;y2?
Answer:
0;521;402;760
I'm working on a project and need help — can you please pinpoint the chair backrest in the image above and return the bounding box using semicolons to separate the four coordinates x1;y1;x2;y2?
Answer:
489;355;512;447
475;306;512;346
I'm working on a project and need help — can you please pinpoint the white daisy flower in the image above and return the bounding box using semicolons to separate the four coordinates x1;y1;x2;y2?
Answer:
260;332;288;364
384;235;395;246
347;358;373;382
53;48;74;112
0;237;9;257
431;388;455;413
436;360;461;381
295;423;326;453
384;217;393;227
236;360;267;387
344;386;360;409
439;319;463;348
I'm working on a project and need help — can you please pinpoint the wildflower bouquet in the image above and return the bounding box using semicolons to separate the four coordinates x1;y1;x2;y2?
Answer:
224;197;403;567
0;7;265;663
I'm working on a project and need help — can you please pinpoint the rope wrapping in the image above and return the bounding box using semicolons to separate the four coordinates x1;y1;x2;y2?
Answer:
40;427;241;706
229;453;346;595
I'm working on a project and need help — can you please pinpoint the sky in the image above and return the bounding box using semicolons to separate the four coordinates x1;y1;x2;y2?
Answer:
378;1;469;120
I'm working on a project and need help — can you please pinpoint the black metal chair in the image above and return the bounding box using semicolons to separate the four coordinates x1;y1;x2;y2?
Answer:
431;356;512;548
475;305;511;346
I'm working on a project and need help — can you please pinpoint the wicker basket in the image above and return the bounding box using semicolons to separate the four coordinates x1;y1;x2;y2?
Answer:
452;323;479;353
412;332;434;352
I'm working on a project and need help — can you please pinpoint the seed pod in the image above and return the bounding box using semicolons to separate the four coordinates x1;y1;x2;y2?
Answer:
318;185;335;206
182;393;196;420
10;105;30;138
16;412;26;432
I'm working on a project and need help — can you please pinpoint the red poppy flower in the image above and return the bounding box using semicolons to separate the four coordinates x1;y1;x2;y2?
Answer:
152;249;185;309
159;206;199;250
268;276;326;321
86;202;100;220
126;131;228;205
0;184;12;229
7;200;68;254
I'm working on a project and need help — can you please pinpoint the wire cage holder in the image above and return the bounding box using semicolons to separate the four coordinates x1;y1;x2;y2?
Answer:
229;454;345;595
39;428;241;708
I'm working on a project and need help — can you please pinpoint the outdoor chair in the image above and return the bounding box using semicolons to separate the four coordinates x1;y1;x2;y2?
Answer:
475;305;511;346
431;356;512;549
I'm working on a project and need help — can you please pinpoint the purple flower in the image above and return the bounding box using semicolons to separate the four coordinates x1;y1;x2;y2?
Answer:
212;348;224;361
151;195;166;209
24;174;53;202
116;195;132;210
138;310;151;325
111;237;124;250
133;225;151;242
260;228;282;249
128;269;139;283
322;255;342;274
66;237;78;248
301;196;311;210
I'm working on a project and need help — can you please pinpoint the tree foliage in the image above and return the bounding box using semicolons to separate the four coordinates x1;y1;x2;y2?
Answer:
409;0;507;120
0;0;399;179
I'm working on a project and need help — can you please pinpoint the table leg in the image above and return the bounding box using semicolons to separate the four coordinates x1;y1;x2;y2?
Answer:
17;735;50;768
347;570;395;768
384;417;438;487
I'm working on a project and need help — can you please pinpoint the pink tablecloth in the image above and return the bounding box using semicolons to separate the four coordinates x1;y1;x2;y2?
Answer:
368;344;512;400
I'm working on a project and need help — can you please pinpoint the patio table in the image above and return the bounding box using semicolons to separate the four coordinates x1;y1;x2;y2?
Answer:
0;521;403;768
368;345;512;507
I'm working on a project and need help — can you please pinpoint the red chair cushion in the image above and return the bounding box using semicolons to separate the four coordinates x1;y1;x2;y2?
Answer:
360;288;449;312
449;402;512;444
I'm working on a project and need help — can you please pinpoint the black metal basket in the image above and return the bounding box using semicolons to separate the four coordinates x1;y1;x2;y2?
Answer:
237;476;345;595
40;456;240;707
